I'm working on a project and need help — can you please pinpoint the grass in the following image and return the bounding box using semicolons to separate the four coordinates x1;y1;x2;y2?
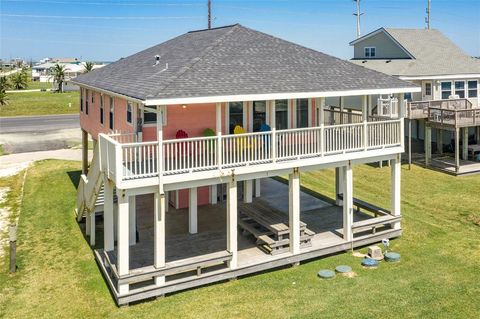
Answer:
25;80;53;90
0;91;79;117
0;144;6;156
0;160;479;318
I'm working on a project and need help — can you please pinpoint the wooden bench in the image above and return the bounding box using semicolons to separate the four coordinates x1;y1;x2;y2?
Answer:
338;195;390;217
352;215;401;235
115;250;232;285
238;201;315;255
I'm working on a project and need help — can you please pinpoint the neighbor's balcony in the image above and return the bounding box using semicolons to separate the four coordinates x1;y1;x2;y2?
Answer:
407;98;476;122
98;119;403;188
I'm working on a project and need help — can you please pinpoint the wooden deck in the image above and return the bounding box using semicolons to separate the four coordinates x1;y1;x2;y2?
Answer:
415;154;480;175
93;178;401;305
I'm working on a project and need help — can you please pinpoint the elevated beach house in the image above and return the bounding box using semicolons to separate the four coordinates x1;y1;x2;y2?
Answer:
350;28;480;174
73;24;419;305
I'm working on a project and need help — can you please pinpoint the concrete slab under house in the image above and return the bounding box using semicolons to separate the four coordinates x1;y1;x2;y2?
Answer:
72;24;420;305
350;27;480;175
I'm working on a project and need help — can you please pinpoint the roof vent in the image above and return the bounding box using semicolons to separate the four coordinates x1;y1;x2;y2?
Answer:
154;55;161;66
362;60;367;63
386;60;392;63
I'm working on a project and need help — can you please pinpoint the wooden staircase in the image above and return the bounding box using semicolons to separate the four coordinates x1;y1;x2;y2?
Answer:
76;145;104;221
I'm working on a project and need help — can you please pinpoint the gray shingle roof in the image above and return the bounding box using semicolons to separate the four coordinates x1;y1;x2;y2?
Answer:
351;28;480;77
73;24;417;101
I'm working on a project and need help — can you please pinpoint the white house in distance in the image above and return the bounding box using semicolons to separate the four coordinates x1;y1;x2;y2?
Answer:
350;28;480;175
32;61;106;82
73;24;419;305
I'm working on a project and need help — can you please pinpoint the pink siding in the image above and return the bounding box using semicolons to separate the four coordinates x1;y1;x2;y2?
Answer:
79;89;134;140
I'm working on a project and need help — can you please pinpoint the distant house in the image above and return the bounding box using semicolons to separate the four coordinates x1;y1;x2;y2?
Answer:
32;62;85;82
350;28;480;174
73;24;418;305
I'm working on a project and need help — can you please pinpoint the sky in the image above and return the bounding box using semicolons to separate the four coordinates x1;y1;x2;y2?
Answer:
1;0;479;62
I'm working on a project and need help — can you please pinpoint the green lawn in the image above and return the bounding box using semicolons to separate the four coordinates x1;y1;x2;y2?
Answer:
0;160;479;318
25;80;53;90
0;91;79;117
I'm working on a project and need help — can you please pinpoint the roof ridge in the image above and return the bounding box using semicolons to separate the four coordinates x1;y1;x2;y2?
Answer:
153;24;240;98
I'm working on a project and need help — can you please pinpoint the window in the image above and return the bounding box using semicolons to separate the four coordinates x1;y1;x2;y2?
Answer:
441;81;452;99
143;110;157;124
404;92;412;102
228;102;243;134
454;81;465;98
80;88;83;112
91;91;95;104
296;99;309;128
468;80;478;98
364;47;376;58
425;82;432;96
127;102;133;124
252;101;266;132
275;100;288;130
100;95;104;125
109;96;114;130
85;90;89;115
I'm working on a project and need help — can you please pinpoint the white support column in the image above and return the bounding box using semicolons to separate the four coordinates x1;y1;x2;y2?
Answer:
154;192;166;286
462;127;468;160
128;195;136;246
85;209;91;236
117;191;129;295
335;167;344;206
189;187;198;234
243;180;253;203
391;155;401;230
227;178;238;269
210;102;222;205
165;191;169;212
254;178;261;197
89;210;95;246
210;185;218;204
339;97;345;124
289;169;300;255
437;129;443;155
103;178;114;252
82;129;89;175
342;164;353;242
425;126;432;167
455;128;460;172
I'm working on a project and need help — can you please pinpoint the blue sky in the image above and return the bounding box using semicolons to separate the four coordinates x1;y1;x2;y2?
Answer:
1;0;479;62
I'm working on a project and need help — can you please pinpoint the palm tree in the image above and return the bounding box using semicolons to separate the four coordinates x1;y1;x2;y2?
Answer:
10;71;28;90
0;76;10;92
0;91;8;106
51;63;66;92
84;61;95;73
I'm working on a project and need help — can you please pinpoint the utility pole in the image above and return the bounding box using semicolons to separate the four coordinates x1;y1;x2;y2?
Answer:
353;0;364;38
208;0;211;29
425;0;431;29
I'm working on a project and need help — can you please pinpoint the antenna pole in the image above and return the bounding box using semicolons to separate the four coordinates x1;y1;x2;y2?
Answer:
208;0;211;29
353;0;363;38
426;0;431;29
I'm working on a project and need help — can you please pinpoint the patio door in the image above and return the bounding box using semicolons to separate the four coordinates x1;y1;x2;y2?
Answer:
423;81;433;100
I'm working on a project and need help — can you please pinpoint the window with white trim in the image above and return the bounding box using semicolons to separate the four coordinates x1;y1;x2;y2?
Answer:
85;90;89;115
80;88;83;112
425;82;432;96
252;101;266;132
441;81;452;99
296;99;309;128
100;95;104;125
468;80;478;98
143;106;167;126
454;81;465;98
275;100;288;130
364;47;376;58
127;102;133;124
109;96;114;130
228;102;243;133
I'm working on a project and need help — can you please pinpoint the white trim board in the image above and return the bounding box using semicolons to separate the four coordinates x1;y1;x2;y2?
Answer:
400;74;480;81
143;87;420;106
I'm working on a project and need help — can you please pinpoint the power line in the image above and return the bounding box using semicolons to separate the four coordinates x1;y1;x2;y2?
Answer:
0;13;203;20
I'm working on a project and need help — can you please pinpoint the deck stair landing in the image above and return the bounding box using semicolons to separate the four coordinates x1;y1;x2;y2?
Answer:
76;146;104;221
238;200;315;255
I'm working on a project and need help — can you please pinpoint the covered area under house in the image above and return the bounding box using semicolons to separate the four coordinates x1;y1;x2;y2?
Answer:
406;98;480;175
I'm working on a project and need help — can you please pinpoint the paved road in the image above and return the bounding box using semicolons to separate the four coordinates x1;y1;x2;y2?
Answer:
0;114;79;133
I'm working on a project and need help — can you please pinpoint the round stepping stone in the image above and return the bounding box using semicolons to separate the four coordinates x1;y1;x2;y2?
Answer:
361;258;379;268
335;265;352;273
317;269;335;279
384;252;401;262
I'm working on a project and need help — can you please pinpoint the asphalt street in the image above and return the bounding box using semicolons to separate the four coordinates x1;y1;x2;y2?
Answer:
0;114;79;133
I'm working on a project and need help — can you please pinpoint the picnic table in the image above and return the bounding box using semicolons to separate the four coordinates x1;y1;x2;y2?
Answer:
238;200;315;255
468;144;480;161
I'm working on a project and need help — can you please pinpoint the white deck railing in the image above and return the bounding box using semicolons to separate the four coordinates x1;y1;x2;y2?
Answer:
98;119;403;184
